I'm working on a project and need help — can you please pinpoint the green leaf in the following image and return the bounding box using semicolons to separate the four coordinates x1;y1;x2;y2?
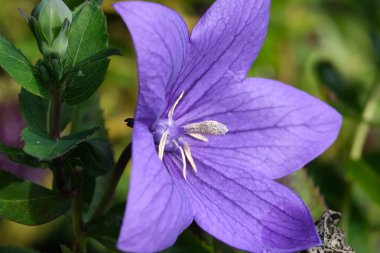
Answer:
345;198;373;253
0;34;48;98
22;127;98;160
60;245;73;253
370;30;380;66
70;95;115;217
64;60;109;105
87;202;125;249
365;151;380;176
281;169;326;219
0;171;70;225
63;0;109;105
67;0;108;66
69;141;113;177
315;61;361;110
347;159;380;206
71;94;108;139
0;246;40;253
70;95;114;176
0;143;49;168
162;230;213;253
65;48;122;77
83;172;112;222
19;89;47;134
19;88;72;135
306;161;350;211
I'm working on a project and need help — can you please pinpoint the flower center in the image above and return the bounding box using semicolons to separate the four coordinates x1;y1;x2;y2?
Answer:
152;91;228;179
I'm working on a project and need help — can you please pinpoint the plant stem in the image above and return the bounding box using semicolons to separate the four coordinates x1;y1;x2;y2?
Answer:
47;88;69;192
343;76;380;242
47;89;62;139
350;80;380;160
91;143;132;219
71;167;86;253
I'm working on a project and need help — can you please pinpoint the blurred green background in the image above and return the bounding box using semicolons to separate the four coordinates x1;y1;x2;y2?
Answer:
0;0;380;252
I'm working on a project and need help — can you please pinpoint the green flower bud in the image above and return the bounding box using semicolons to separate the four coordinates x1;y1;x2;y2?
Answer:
45;19;70;57
32;0;72;45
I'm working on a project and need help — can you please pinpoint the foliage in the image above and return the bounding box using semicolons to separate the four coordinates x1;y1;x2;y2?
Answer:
0;171;70;225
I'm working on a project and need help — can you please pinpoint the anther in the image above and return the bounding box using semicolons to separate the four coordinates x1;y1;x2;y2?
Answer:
184;120;228;135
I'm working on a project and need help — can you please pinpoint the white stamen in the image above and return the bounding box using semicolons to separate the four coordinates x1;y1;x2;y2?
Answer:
184;120;228;135
168;91;184;120
174;141;187;179
188;133;209;142
155;91;228;179
183;141;197;173
158;130;169;160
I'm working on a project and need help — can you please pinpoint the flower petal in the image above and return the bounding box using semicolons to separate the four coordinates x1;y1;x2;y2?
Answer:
117;123;193;252
114;2;189;126
179;78;342;179
166;154;321;252
168;0;270;117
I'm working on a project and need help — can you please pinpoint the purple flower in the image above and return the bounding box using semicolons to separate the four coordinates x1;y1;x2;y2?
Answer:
114;0;342;252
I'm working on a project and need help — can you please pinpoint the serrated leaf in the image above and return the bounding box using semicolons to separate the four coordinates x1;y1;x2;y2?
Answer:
88;202;125;249
0;171;70;225
0;143;49;168
0;34;48;98
347;159;380;206
281;169;326;219
22;127;98;160
19;89;72;135
63;0;109;105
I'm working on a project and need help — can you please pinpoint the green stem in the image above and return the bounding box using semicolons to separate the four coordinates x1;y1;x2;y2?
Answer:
47;89;62;139
350;80;380;160
52;157;68;192
343;76;380;244
47;88;69;192
47;88;83;250
71;167;86;253
91;143;132;219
